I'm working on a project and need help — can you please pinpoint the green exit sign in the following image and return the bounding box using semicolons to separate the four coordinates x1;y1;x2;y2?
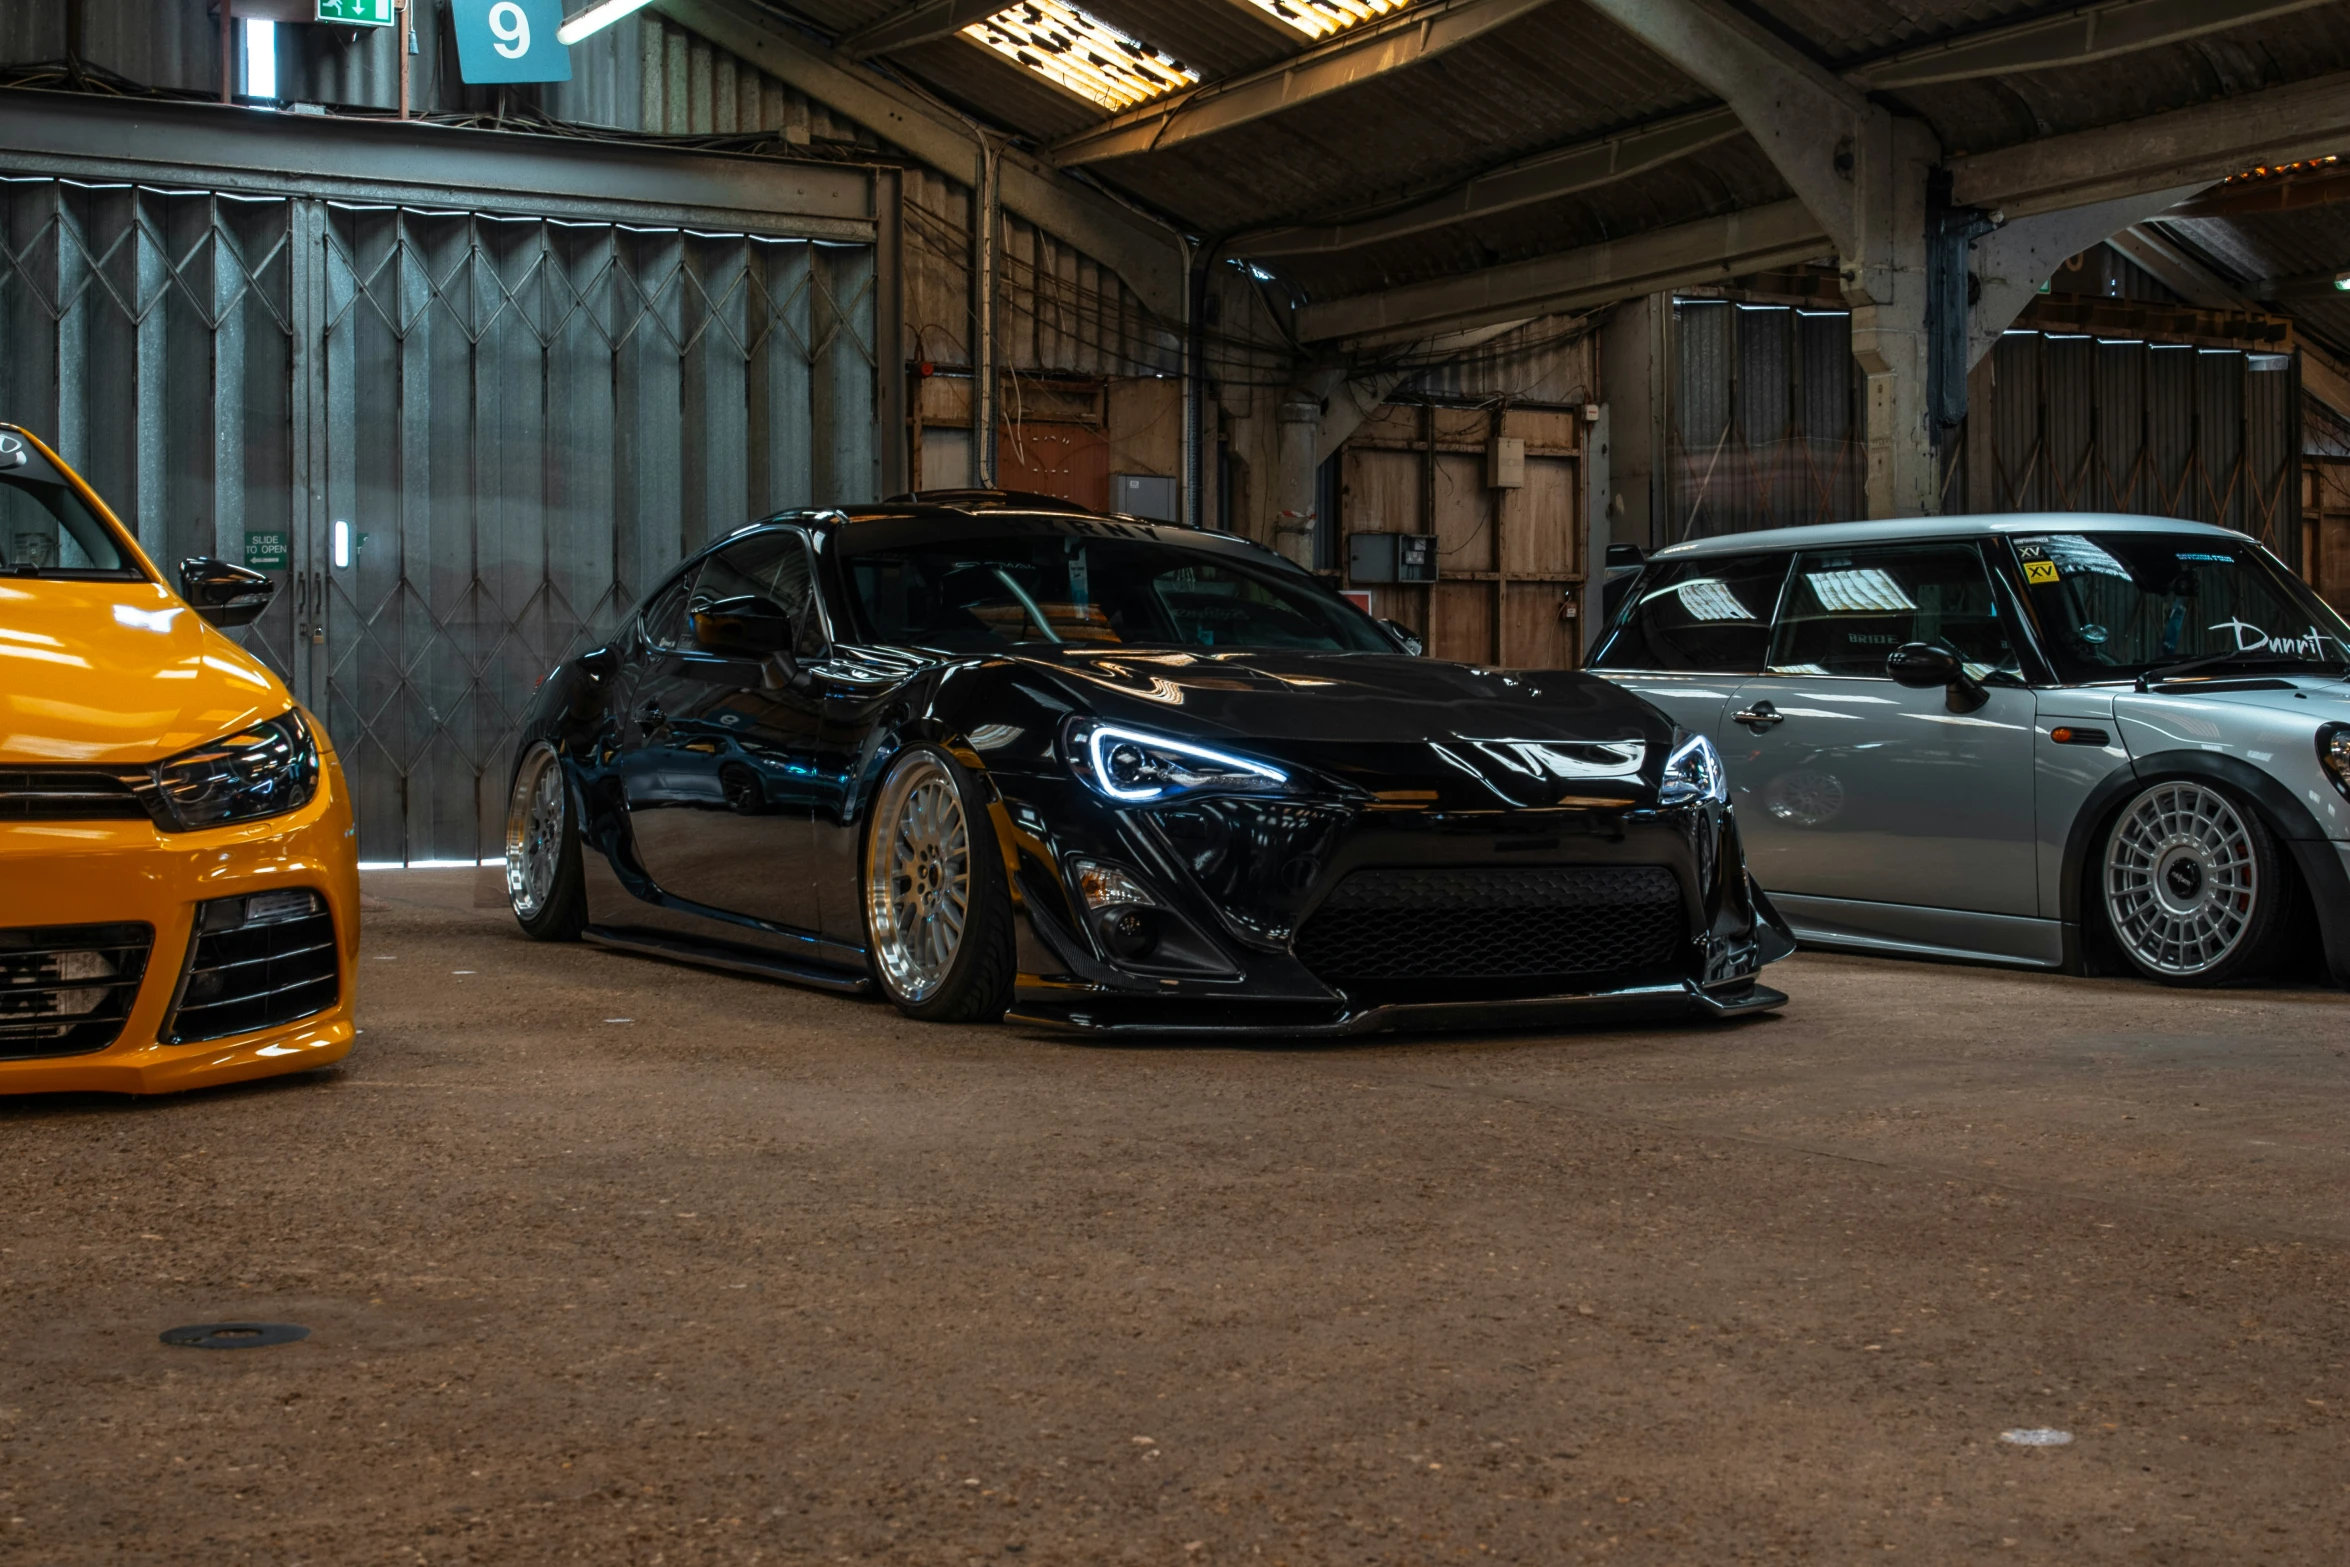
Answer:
317;0;395;24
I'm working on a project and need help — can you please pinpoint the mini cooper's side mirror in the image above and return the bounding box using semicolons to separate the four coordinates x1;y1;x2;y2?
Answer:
1381;618;1426;656
178;557;276;628
1887;641;1987;713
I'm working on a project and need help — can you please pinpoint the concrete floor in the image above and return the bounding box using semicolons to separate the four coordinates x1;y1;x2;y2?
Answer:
5;869;2348;1565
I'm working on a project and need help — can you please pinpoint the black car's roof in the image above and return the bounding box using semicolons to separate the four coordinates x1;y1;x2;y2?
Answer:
731;491;1284;562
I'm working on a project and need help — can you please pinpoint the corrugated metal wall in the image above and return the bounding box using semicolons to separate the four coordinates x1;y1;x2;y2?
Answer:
1966;332;2302;567
1668;298;1861;540
0;169;877;864
0;3;888;142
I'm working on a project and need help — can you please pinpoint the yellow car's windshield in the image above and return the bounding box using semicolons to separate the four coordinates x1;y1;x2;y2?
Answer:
0;434;136;578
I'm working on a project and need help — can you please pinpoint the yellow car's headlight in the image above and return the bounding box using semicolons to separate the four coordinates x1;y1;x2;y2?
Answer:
147;710;320;831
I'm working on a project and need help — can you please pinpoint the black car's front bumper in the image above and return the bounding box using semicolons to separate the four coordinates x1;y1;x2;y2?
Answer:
988;767;1793;1038
1007;977;1787;1037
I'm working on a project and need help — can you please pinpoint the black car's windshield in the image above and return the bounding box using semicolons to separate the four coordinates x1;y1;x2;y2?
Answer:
839;531;1394;654
2010;532;2350;683
0;434;134;577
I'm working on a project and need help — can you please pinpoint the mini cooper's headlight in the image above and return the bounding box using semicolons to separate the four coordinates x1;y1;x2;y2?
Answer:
1065;720;1290;804
149;710;320;830
2320;724;2350;802
1657;730;1727;808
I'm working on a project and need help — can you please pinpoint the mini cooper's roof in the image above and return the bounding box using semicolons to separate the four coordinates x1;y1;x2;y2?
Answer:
1652;513;2249;561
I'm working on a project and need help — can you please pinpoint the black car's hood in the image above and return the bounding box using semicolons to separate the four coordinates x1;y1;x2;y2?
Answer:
1013;648;1668;744
998;650;1678;809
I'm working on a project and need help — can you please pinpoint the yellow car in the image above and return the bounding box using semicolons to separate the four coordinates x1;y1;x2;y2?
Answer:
1;424;357;1094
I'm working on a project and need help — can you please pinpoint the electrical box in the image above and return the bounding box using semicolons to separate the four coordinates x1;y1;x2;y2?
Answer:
1112;472;1178;522
1347;532;1438;584
1486;436;1525;489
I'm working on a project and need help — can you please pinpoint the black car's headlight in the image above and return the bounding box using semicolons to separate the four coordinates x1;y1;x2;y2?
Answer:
1065;719;1291;804
149;710;320;830
1657;730;1727;808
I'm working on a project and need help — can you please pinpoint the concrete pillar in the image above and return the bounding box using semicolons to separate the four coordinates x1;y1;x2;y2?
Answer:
1273;397;1321;567
1596;295;1669;551
1844;117;1940;520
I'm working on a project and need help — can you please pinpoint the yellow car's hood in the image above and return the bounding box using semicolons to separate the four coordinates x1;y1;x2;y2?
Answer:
0;578;289;766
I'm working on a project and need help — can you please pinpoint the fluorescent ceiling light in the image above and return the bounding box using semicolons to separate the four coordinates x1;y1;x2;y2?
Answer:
244;18;277;100
963;2;1197;111
1246;0;1418;41
557;0;655;45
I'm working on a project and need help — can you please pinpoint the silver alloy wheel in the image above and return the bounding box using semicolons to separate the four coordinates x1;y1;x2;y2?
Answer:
506;742;567;921
865;752;972;1004
2104;781;2258;976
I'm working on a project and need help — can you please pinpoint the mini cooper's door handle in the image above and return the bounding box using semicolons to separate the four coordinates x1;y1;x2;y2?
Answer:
1734;700;1783;730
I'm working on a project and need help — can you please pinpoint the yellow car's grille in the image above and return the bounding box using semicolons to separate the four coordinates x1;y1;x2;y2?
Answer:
0;922;153;1059
0;768;152;824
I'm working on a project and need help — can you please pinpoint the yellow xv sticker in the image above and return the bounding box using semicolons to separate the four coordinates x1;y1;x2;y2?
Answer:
2023;560;2060;584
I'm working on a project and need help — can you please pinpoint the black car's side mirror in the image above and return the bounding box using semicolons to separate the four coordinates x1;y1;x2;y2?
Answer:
1381;618;1425;656
178;557;275;628
691;594;796;657
692;594;819;691
1887;641;1987;713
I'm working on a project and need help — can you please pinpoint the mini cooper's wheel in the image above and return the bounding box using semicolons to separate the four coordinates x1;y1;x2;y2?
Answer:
506;740;586;941
2101;778;2285;986
863;746;1013;1022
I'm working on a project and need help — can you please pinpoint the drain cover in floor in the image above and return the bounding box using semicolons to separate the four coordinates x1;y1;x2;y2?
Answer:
159;1322;311;1350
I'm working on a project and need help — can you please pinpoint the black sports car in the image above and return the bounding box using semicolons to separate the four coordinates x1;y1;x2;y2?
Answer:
502;492;1794;1034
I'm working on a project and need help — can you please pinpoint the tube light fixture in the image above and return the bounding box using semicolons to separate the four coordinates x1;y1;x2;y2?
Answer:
244;18;277;100
556;0;655;45
2334;271;2350;292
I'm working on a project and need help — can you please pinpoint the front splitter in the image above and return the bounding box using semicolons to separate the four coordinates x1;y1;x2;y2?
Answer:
1006;979;1787;1038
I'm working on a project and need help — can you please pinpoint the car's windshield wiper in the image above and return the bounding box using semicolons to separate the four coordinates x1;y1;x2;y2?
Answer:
2135;644;2340;690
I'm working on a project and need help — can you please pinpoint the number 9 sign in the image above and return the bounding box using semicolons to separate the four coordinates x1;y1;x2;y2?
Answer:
452;0;570;83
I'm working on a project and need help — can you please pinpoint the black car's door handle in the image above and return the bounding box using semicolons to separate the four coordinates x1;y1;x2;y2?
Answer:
1733;700;1783;729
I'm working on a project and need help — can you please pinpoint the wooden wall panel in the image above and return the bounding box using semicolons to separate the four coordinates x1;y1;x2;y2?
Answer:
1429;581;1493;666
1505;582;1577;670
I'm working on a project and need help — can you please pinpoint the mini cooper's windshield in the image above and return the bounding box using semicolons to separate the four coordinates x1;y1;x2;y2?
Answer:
841;531;1395;654
2009;532;2350;683
0;433;135;578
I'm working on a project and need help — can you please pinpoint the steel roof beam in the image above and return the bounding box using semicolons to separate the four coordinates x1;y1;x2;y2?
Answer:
1295;199;1830;346
1235;106;1744;258
1948;68;2350;217
838;0;1004;58
1232;0;2321;266
1580;0;1879;264
1845;0;2333;91
653;0;1186;321
1045;0;1557;167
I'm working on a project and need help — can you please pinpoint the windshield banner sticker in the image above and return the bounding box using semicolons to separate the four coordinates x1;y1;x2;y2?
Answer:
2209;618;2347;660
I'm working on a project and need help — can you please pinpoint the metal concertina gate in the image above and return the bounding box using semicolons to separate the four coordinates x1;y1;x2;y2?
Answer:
0;174;877;863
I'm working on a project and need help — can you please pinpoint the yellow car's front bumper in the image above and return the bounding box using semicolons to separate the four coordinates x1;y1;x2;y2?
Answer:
0;759;360;1095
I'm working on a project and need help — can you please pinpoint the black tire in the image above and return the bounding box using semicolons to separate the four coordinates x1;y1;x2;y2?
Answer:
2099;777;2287;987
506;740;587;942
861;744;1014;1023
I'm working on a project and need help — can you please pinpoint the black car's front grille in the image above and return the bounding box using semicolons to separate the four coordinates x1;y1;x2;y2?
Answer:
170;891;340;1044
0;768;151;823
0;922;153;1059
1294;865;1686;1001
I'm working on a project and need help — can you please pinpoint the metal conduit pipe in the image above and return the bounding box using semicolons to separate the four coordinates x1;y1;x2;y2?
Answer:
972;136;1000;488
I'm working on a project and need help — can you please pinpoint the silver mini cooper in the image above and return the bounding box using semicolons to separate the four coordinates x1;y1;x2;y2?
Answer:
1591;514;2350;987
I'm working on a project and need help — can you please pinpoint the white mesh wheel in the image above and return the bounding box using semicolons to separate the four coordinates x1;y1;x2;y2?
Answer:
865;751;974;1005
2102;780;2262;978
505;742;569;921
